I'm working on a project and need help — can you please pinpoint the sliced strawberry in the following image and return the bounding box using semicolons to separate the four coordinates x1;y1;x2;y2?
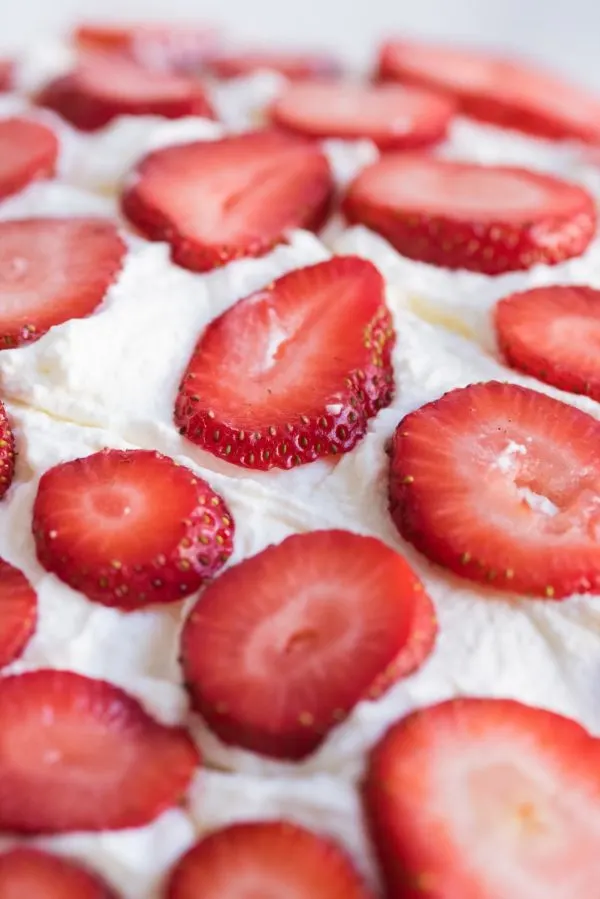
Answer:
495;285;600;402
377;40;600;143
74;22;218;73
32;448;234;609
0;847;118;898
0;559;37;669
206;49;340;81
0;401;15;500
342;155;596;275
0;118;58;202
271;81;454;150
389;380;600;598
365;698;600;899
37;53;214;132
0;218;125;349
181;529;436;760
175;257;395;470
122;130;333;272
0;61;13;92
167;822;373;899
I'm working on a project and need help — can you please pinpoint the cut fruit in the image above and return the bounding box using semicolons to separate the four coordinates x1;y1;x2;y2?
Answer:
206;49;340;81
342;155;596;274
36;52;214;132
0;559;37;670
365;698;600;899
0;669;199;833
0;118;58;202
32;448;234;609
377;40;600;143
74;22;219;73
0;61;13;92
389;380;600;598
166;822;374;899
0;218;125;348
175;256;395;470
271;81;455;150
495;285;600;402
122;130;333;272
0;847;118;898
0;401;15;500
181;529;436;760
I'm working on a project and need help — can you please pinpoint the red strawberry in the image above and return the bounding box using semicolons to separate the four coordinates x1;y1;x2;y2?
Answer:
32;448;234;609
121;130;333;272
0;218;125;349
175;257;395;470
342;155;596;275
0;847;118;898
0;669;199;833
206;49;340;81
166;822;373;899
0;559;37;669
74;22;218;73
0;118;58;202
389;380;600;599
0;61;13;92
0;401;15;500
37;52;214;132
181;529;436;760
365;698;600;899
495;285;600;402
271;82;455;150
377;40;600;144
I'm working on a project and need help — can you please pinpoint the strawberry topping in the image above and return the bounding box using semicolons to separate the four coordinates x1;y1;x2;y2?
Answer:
377;40;600;143
175;257;395;470
271;81;455;150
206;49;340;81
74;22;219;73
166;822;374;899
0;118;58;202
121;131;333;272
0;559;37;669
365;698;600;899
0;669;199;833
181;529;436;760
0;218;125;349
0;848;118;898
389;380;600;598
0;401;15;500
32;449;234;609
342;155;596;274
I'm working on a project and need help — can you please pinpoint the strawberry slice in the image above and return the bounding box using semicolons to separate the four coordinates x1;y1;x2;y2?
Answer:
36;52;214;132
175;257;395;470
0;848;118;898
122;130;333;272
181;529;436;760
271;82;455;150
206;49;340;81
0;559;37;669
0;218;125;349
0;401;15;501
0;669;199;833
495;285;600;402
32;448;234;609
0;118;58;202
365;698;600;899
342;155;596;275
0;61;13;92
167;822;373;899
377;40;600;143
74;22;218;73
389;380;600;598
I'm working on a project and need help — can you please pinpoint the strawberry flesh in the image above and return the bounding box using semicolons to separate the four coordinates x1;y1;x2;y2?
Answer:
74;23;219;73
0;848;118;898
343;155;596;274
32;448;234;609
0;118;58;201
0;400;15;500
0;61;13;92
122;130;334;272
181;529;436;760
0;559;37;669
206;50;340;81
175;256;395;470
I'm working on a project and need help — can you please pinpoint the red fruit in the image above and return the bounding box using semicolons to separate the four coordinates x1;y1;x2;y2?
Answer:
175;257;395;470
0;559;37;669
0;847;118;898
166;821;373;899
74;22;218;73
364;698;600;899
0;218;125;349
122;130;333;272
0;61;13;92
181;529;436;760
271;81;455;150
0;669;199;834
36;52;214;132
389;380;600;599
32;448;234;610
495;285;600;402
0;401;15;500
342;155;596;275
206;49;340;81
377;40;600;144
0;118;58;202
